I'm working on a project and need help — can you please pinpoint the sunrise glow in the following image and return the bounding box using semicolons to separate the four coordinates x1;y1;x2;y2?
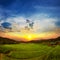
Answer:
24;35;32;41
0;31;60;41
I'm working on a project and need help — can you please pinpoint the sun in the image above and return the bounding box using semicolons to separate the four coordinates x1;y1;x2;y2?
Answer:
26;35;32;41
23;34;37;41
28;35;32;39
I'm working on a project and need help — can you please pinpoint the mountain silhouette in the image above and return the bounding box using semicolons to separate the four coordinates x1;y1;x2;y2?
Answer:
0;37;20;44
0;37;60;45
29;37;60;45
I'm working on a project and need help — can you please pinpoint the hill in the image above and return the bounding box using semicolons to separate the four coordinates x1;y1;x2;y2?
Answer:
0;37;60;45
0;37;20;44
29;37;60;45
30;37;60;42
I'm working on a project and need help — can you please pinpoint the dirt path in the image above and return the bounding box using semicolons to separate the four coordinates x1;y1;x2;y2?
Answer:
0;53;3;60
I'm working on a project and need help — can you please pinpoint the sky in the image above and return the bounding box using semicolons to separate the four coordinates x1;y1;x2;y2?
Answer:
0;0;60;40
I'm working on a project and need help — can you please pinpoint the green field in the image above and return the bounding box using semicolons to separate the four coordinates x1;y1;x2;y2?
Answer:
0;43;60;60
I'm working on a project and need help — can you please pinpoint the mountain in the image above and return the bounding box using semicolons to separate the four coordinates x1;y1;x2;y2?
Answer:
0;37;20;44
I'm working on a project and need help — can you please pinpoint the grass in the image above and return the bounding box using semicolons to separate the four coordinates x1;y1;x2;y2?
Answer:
0;43;60;60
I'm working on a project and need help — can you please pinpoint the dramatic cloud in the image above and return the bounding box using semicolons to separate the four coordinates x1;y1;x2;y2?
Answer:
0;13;59;33
28;13;57;32
0;0;60;33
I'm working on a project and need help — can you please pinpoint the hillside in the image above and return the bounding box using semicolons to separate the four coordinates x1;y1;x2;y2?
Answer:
30;37;60;42
0;37;60;45
29;37;60;45
0;37;20;44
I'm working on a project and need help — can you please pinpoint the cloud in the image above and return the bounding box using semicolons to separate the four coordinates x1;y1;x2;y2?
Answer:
0;0;60;21
0;12;59;33
55;20;60;27
0;0;59;34
3;16;27;32
28;13;58;33
10;13;58;33
0;20;4;26
6;16;26;26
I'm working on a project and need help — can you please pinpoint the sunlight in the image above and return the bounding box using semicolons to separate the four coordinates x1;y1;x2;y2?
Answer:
0;32;59;41
27;35;32;40
23;34;33;41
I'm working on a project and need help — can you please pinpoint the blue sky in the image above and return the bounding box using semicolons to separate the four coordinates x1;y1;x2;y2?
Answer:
0;0;60;33
0;0;60;17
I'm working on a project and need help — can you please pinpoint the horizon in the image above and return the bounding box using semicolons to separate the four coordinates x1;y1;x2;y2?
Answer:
0;32;60;41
